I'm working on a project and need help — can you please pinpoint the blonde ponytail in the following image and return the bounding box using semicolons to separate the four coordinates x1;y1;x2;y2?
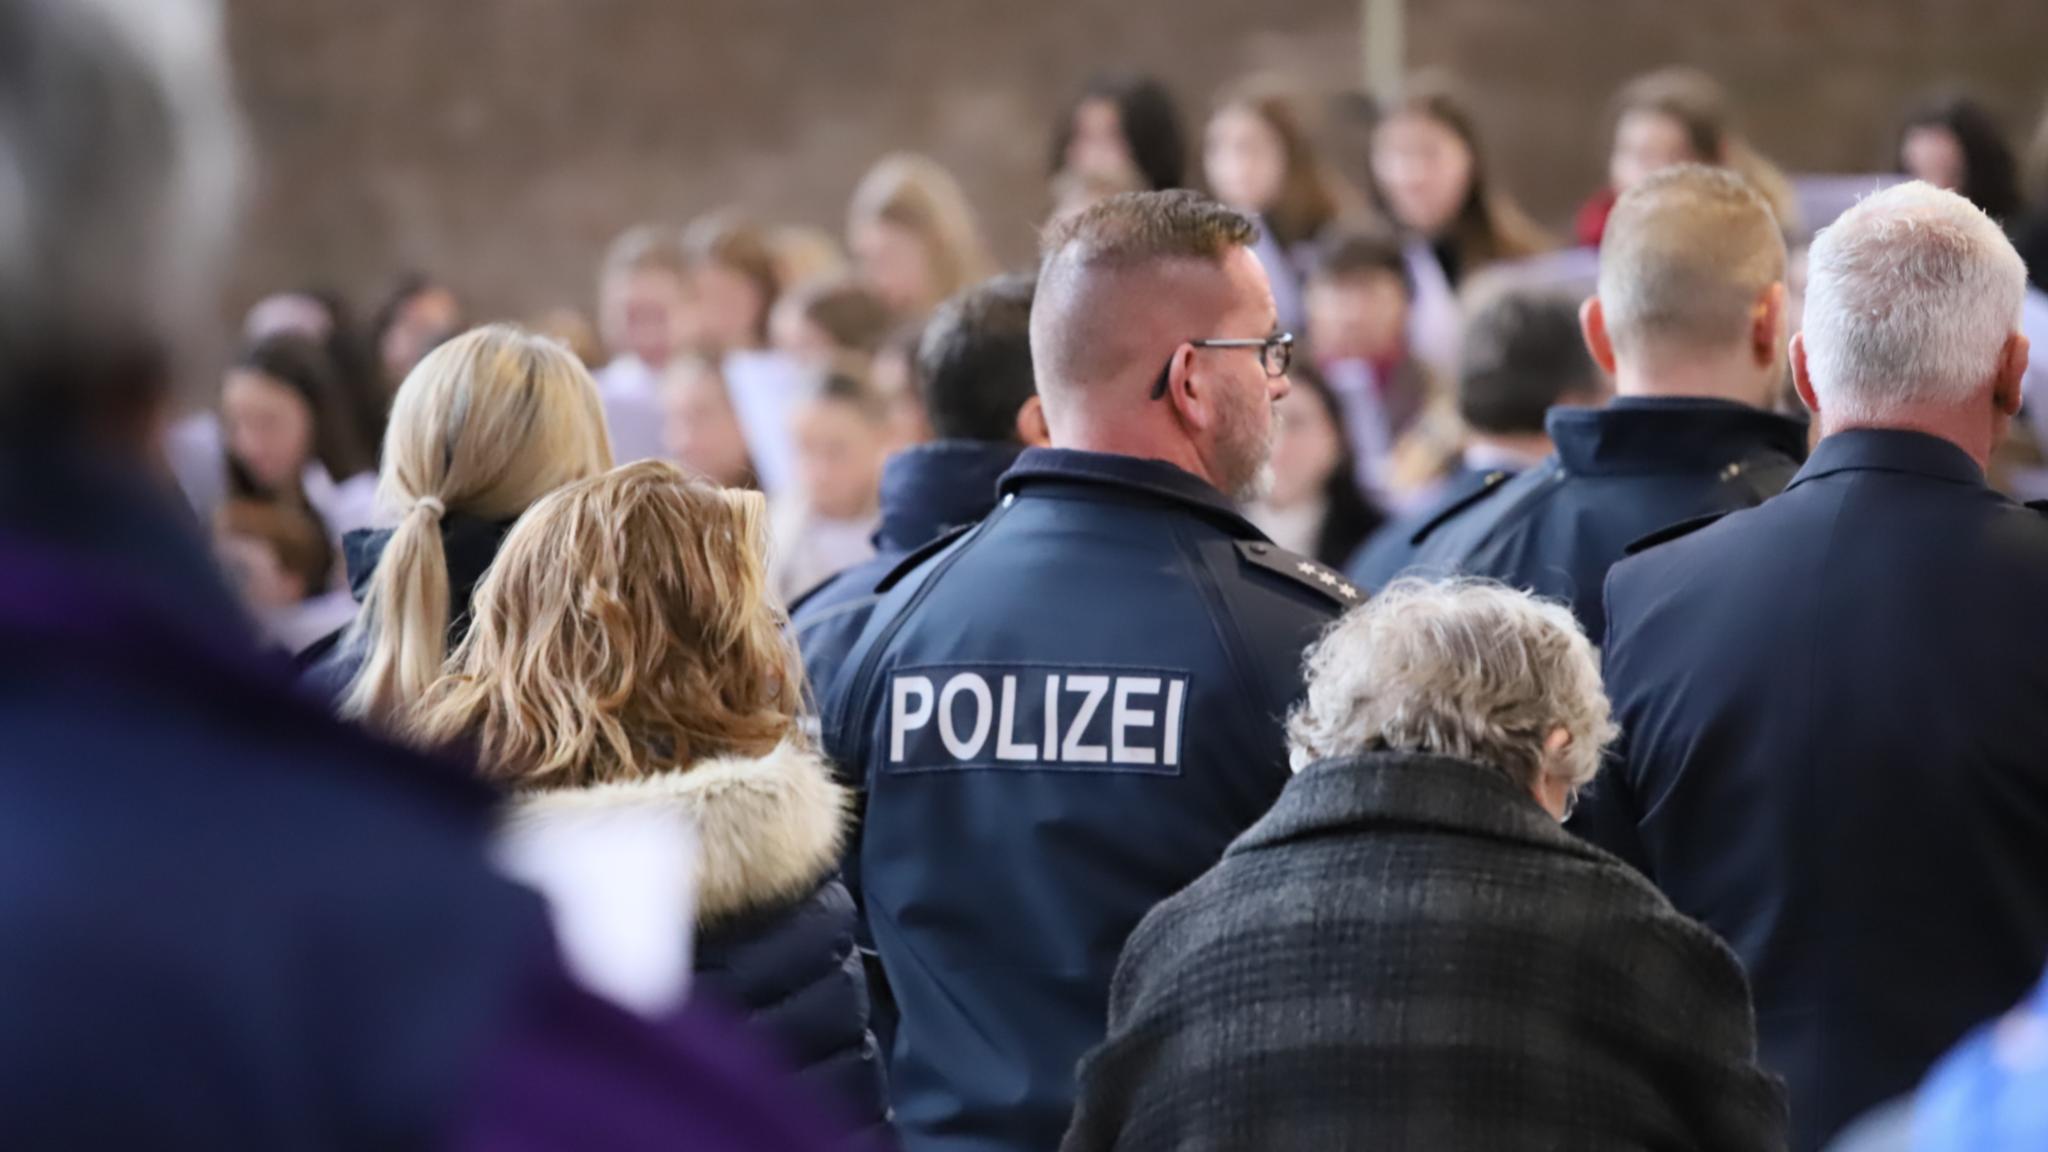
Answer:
339;324;613;727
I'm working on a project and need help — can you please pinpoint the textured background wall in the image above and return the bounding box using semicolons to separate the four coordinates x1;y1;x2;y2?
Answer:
224;0;2048;324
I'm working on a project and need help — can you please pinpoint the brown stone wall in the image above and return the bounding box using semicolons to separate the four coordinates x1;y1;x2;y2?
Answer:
224;0;2048;324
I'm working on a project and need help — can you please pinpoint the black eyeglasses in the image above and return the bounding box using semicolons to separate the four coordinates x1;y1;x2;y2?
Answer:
1151;332;1295;399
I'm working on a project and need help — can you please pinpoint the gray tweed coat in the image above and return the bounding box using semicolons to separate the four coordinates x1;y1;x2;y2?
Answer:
1063;751;1787;1152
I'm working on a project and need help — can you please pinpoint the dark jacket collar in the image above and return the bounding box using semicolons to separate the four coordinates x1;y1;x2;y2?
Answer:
876;441;1023;554
999;447;1258;535
1787;427;1988;492
344;512;515;609
1232;750;1601;864
1546;397;1809;477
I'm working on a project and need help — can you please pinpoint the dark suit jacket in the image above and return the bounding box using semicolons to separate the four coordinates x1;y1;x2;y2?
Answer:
1584;429;2048;1152
1065;751;1785;1152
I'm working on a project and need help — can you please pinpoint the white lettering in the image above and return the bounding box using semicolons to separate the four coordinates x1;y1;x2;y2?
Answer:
996;675;1037;761
1111;677;1161;765
1163;679;1186;767
938;673;994;761
1043;674;1060;759
890;676;935;762
1061;675;1110;763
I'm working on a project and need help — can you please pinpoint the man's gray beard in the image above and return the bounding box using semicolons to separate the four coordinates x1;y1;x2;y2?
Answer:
1231;459;1275;505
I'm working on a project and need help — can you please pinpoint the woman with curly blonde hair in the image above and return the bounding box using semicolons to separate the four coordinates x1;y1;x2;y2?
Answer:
408;460;886;1134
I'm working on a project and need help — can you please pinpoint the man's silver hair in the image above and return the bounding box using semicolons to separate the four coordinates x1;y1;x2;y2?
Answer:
0;0;240;391
1802;181;2026;422
1287;579;1617;790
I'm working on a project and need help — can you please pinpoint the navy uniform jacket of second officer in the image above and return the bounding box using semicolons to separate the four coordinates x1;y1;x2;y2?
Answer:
1405;397;1809;643
823;447;1349;1152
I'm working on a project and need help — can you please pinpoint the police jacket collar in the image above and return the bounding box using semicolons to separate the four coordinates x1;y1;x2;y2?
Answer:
1547;397;1809;476
1232;750;1597;864
999;447;1256;533
1788;427;1987;491
875;440;1023;553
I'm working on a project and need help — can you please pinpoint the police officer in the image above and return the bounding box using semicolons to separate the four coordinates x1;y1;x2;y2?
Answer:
1345;283;1608;590
1583;182;2048;1152
1406;165;1809;642
823;191;1350;1152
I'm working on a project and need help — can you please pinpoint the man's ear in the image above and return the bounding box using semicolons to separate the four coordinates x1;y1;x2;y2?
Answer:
1753;282;1788;369
1168;345;1220;433
1996;331;2030;418
1580;297;1618;376
1015;395;1051;448
1789;332;1820;416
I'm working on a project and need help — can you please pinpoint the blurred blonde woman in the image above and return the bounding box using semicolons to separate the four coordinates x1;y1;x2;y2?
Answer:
847;152;996;321
302;324;613;723
406;461;887;1133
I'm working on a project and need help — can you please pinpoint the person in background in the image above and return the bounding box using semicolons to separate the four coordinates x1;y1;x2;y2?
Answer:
0;3;852;1147
1896;92;2023;225
1407;166;1806;644
1372;71;1554;374
848;153;997;323
770;372;888;605
302;325;615;725
871;320;935;450
795;269;1048;786
245;288;387;468
596;224;695;463
823;191;1349;1152
771;276;897;371
215;496;357;655
2010;101;2048;294
1303;226;1434;502
221;333;378;548
1581;181;2048;1152
1050;72;1189;196
367;272;465;398
771;224;852;291
661;357;759;489
1064;580;1785;1152
410;461;889;1136
1579;67;1801;248
684;210;782;359
527;306;606;368
1243;365;1385;568
1347;284;1608;589
1050;160;1150;226
1204;81;1355;336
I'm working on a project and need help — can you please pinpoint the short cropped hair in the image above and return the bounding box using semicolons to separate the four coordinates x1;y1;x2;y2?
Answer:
1598;165;1786;356
1287;579;1616;790
919;273;1036;443
788;277;894;358
1802;181;2027;421
1457;285;1600;434
1310;227;1412;297
1038;189;1258;272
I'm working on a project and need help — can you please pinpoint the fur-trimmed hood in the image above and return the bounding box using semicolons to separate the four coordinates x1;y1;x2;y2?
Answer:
503;742;849;924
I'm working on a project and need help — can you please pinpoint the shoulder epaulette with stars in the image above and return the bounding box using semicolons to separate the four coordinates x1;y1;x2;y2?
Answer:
1235;539;1362;608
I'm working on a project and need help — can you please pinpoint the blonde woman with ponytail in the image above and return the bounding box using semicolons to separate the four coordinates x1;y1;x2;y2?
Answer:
408;460;887;1134
302;324;612;723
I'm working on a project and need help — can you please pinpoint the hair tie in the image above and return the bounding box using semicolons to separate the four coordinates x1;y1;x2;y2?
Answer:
415;496;447;520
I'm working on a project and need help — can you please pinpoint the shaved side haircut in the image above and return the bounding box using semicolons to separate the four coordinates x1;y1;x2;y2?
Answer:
1598;165;1786;357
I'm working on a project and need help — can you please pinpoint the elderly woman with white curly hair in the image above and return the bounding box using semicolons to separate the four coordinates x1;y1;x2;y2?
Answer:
1063;579;1788;1152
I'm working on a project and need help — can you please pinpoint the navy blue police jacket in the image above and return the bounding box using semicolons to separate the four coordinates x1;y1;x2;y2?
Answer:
1344;463;1515;591
1406;397;1809;643
1579;429;2048;1152
823;447;1351;1152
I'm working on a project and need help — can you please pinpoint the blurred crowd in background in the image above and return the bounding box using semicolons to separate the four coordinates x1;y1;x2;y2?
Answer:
179;65;2048;654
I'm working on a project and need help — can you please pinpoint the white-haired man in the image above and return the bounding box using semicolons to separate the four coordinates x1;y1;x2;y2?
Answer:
1581;181;2048;1152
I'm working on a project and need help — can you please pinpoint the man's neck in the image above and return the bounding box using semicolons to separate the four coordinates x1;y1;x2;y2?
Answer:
1614;348;1770;408
1820;409;2000;472
1051;419;1220;490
